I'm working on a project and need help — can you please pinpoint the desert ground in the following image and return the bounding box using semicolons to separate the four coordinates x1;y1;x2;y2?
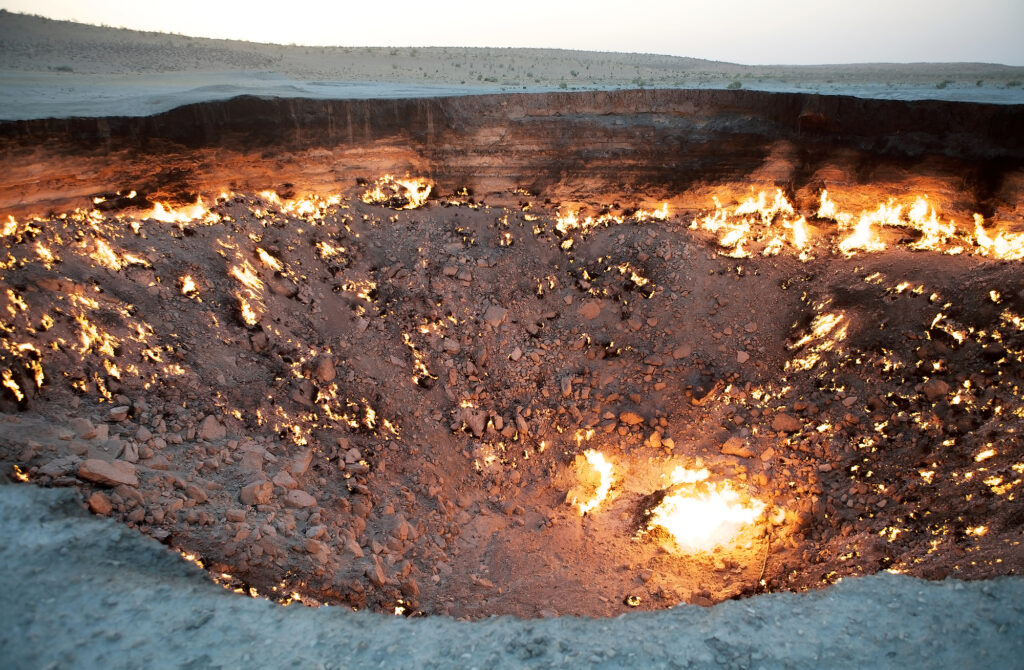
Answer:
1;9;1024;120
1;8;1024;669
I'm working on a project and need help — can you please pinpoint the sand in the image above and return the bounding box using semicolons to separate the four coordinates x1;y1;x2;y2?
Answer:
2;9;1024;120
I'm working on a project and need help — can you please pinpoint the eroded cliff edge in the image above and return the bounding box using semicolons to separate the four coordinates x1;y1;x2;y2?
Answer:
2;89;1022;217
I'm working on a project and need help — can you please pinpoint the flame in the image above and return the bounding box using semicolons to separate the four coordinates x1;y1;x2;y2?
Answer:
180;275;199;298
229;262;264;292
361;175;432;210
570;449;614;515
256;248;284;272
237;295;260;326
974;214;1024;260
647;466;765;552
146;198;213;224
694;189;807;258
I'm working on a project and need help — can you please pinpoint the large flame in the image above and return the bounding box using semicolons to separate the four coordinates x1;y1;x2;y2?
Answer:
569;449;614;515
647;467;765;552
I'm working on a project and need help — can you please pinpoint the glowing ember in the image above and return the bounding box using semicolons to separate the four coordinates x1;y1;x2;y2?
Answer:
647;466;765;552
568;449;614;515
361;175;432;210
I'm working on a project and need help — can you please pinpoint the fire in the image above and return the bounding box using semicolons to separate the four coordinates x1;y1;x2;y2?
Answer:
237;294;260;326
256;248;284;272
974;214;1024;260
569;449;614;515
361;175;432;210
693;189;807;258
180;275;199;298
146;198;213;224
229;262;264;292
647;466;765;552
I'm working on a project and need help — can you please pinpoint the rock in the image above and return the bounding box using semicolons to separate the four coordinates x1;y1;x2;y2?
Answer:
921;378;950;402
107;406;130;422
744;321;758;333
305;525;327;540
509;347;523;362
283;489;317;509
120;441;139;464
225;508;247;522
560;377;573;398
579;301;602;320
197;415;227;442
772;413;803;433
619;411;645;426
272;470;298;489
78;459;138;487
736;350;750;364
87;491;113;515
483;305;507;327
289;449;313;477
515;413;529;436
184;484;208;504
366;557;388;587
648;432;662;448
721;437;754;458
38;457;77;478
68;417;97;439
463;409;488;437
672;344;692;359
240;480;273;506
313;357;336;383
760;447;776;462
304;539;329;559
238;450;264;473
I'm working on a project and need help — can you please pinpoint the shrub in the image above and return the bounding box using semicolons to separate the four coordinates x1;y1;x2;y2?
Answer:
727;81;742;90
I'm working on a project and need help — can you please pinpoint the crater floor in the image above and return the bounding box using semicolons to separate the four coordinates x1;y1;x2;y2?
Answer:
1;182;1022;618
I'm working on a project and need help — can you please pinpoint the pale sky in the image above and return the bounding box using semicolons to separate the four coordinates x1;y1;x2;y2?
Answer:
3;0;1023;66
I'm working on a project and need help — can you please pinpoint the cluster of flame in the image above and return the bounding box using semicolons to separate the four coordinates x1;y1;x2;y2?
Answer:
360;175;432;210
571;449;766;553
693;189;1024;260
554;203;668;250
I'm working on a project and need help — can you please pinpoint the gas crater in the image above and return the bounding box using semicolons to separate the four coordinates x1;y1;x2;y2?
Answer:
1;89;1022;619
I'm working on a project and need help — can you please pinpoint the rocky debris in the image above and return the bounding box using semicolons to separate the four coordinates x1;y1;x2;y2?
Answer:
483;305;507;327
771;413;802;433
78;459;138;488
721;437;754;459
86;491;112;515
579;301;602;320
283;489;316;508
197;415;226;442
619;411;645;426
921;378;950;402
240;480;273;506
1;169;1021;622
289;449;313;477
107;406;130;422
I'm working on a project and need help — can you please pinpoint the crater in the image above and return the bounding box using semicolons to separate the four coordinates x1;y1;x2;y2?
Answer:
1;90;1022;619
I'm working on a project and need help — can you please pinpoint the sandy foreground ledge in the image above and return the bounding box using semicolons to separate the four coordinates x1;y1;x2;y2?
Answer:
1;483;1022;669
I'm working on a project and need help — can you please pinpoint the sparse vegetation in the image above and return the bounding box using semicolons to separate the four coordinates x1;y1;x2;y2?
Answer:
727;80;742;90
